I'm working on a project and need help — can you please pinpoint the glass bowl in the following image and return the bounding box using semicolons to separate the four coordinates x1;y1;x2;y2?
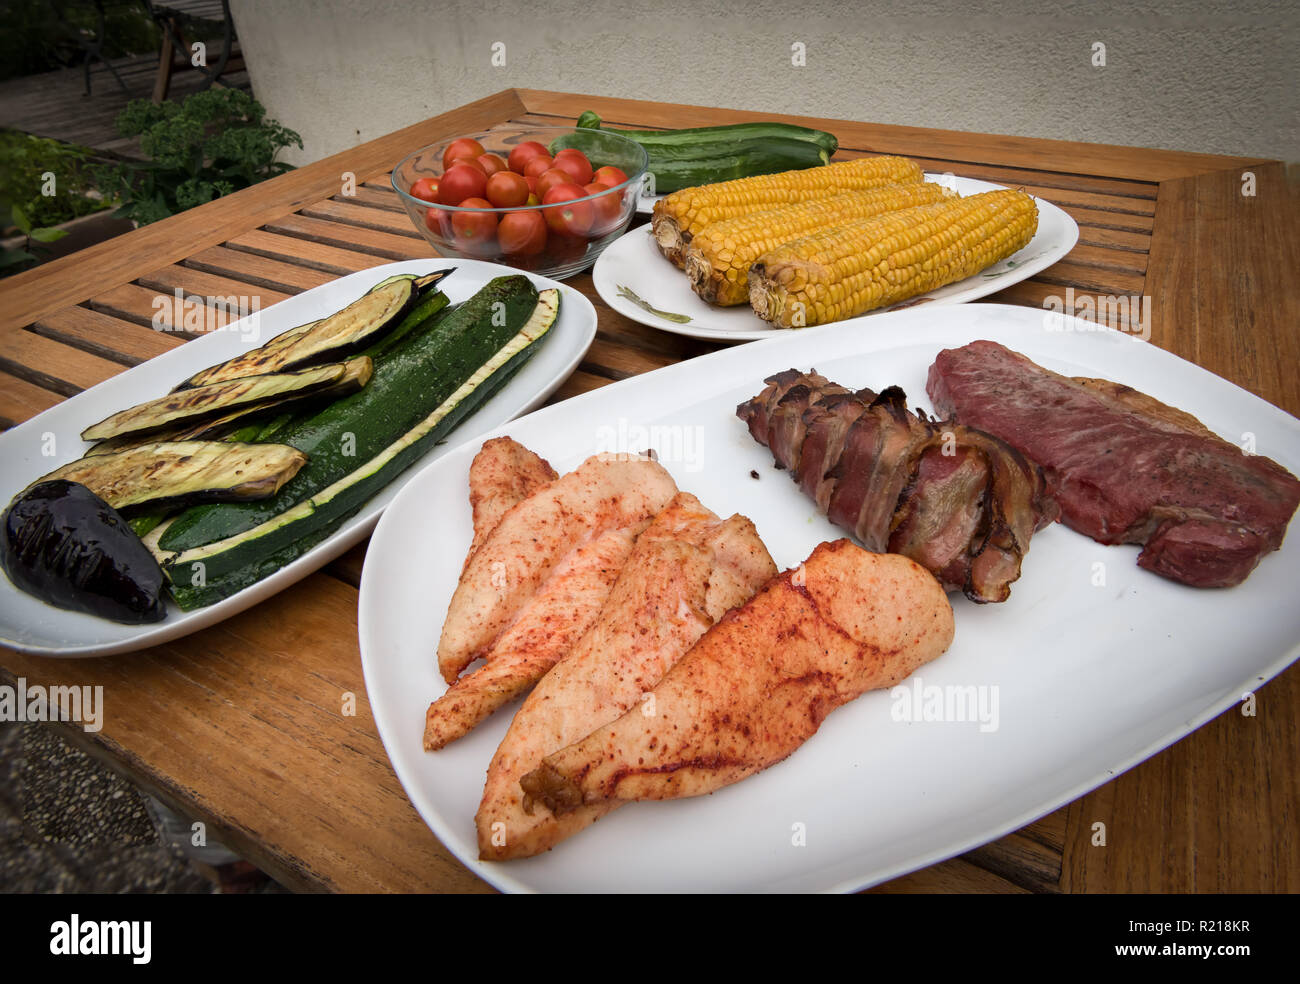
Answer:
391;126;650;280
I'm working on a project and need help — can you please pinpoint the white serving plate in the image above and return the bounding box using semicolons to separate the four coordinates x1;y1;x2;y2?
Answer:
359;302;1299;893
0;259;597;657
604;174;1078;342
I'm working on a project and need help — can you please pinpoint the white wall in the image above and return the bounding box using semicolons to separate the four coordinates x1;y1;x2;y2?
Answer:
231;0;1299;167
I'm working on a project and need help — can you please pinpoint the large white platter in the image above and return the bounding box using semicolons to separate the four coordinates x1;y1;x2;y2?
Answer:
601;175;1078;342
359;302;1299;893
0;260;597;657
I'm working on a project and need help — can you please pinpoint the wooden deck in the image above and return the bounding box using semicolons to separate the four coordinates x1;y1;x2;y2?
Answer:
0;49;249;158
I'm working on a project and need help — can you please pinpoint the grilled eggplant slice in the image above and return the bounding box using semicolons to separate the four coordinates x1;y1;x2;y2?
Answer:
39;441;309;513
86;356;373;455
178;272;437;389
80;361;363;443
1;480;166;623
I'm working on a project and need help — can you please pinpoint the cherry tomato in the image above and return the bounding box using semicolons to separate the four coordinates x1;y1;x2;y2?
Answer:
477;153;508;177
425;206;453;239
592;165;629;187
522;155;555;180
451;197;498;255
507;141;549;173
410;176;440;203
446;155;486;173
552;153;593;186
584;182;624;234
485;170;529;208
437;163;487;205
542;183;593;237
525;193;540;206
442;137;485;171
497;209;547;256
536;167;576;201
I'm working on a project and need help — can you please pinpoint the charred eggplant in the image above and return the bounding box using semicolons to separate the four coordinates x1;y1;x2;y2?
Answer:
1;481;166;623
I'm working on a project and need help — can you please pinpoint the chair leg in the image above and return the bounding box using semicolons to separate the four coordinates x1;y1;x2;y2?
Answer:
152;23;176;104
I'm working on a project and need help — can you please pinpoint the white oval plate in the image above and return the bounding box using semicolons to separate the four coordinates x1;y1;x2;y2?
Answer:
0;260;597;657
601;175;1078;342
359;302;1299;893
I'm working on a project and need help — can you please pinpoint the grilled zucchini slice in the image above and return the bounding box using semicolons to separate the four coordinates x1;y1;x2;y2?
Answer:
86;356;373;455
39;441;309;513
178;269;451;389
80;360;367;442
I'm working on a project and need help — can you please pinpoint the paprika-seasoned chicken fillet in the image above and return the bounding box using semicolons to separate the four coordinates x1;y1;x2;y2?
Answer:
521;539;954;813
436;452;678;683
463;437;558;572
476;492;776;861
424;523;642;750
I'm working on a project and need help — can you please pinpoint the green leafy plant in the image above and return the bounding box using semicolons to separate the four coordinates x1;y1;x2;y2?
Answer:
0;129;109;227
99;88;303;225
1;130;112;276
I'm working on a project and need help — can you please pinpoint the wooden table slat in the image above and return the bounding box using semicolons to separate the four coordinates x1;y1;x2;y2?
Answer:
185;244;339;295
223;229;400;277
299;199;425;239
0;329;129;395
0;370;66;428
30;305;184;366
262;213;434;261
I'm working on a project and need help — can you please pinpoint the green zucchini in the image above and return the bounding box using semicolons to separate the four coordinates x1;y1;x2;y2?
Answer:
159;275;542;554
165;288;561;609
552;115;839;194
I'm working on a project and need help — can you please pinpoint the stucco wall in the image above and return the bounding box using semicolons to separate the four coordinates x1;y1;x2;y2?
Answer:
230;0;1298;167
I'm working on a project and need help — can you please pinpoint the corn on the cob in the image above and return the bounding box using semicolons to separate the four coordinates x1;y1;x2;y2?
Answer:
748;189;1039;328
650;156;924;267
683;183;954;306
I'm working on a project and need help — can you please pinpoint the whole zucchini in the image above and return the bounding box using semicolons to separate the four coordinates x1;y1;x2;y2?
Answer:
550;114;839;194
159;275;540;554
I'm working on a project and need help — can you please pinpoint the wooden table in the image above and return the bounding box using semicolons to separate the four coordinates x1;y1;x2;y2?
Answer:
1;89;1296;893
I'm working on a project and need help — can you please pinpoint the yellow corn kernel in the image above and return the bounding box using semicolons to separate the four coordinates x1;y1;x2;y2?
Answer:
683;182;953;305
748;189;1039;328
650;156;924;267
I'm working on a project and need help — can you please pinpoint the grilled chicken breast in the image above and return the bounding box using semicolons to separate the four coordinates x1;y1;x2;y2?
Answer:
424;524;641;750
436;453;678;684
521;539;953;812
463;437;558;573
476;492;776;861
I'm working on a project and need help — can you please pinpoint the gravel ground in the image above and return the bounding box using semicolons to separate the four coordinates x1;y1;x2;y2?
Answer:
0;720;261;893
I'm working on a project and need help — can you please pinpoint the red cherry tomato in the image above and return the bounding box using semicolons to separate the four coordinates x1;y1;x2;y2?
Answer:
584;182;624;234
498;209;548;256
442;138;485;172
446;155;487;174
410;176;440;203
552;153;594;186
477;153;508;177
524;175;538;194
437;163;487;205
522;155;555;180
507;141;549;173
485;170;529;208
425;206;453;239
536;167;577;201
451;197;498;255
542;183;593;237
592;165;629;187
